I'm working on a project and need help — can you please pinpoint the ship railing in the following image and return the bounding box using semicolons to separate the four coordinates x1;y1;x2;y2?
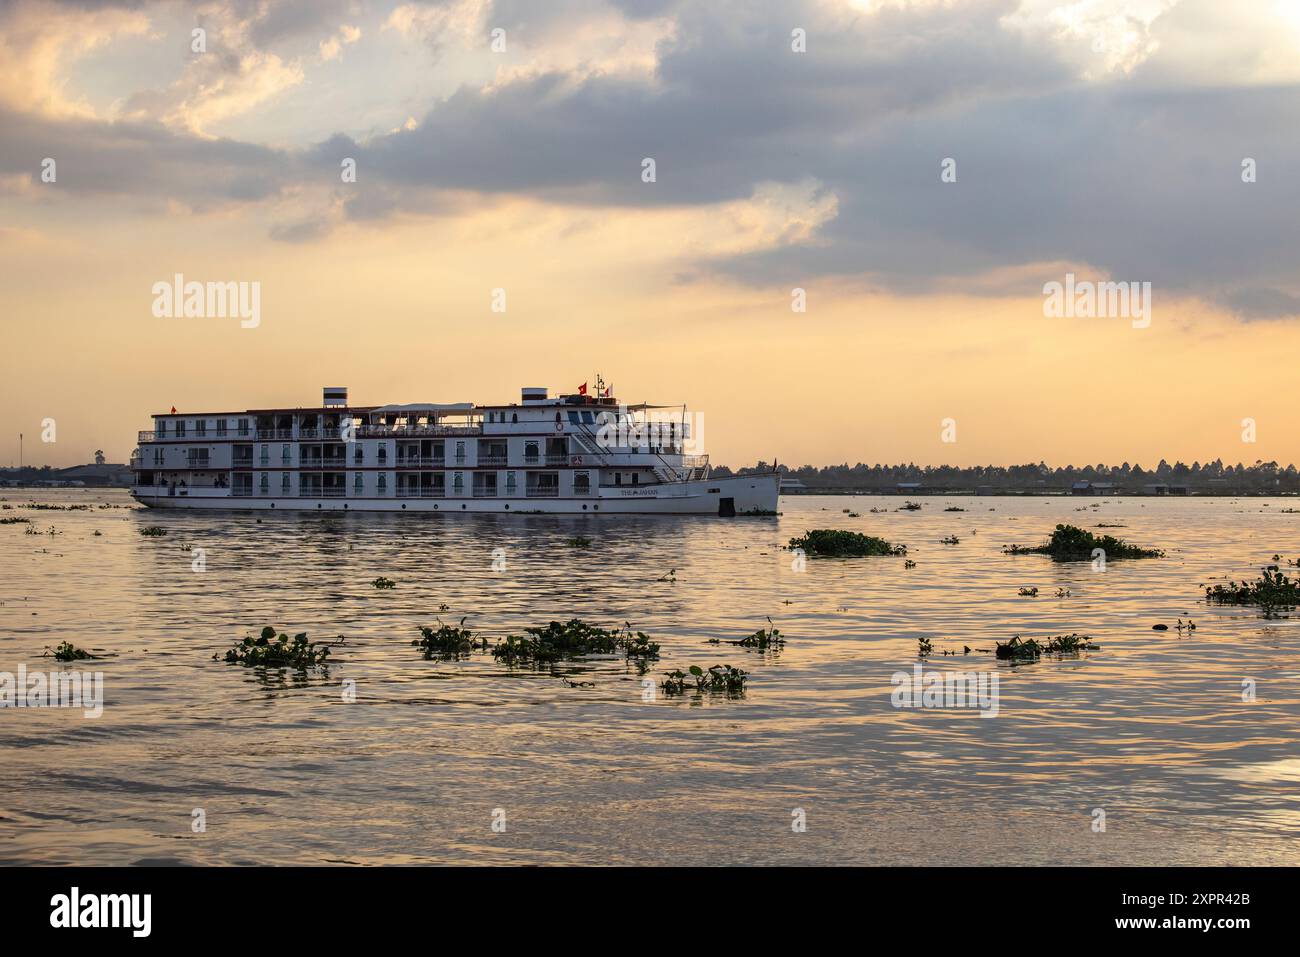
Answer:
472;486;498;497
525;486;559;497
573;485;592;495
231;488;253;497
544;454;568;465
358;425;482;438
138;430;156;443
477;455;508;466
396;487;446;498
321;488;346;497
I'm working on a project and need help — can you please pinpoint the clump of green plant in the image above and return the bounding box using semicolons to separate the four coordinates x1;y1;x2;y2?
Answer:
1004;524;1162;560
733;619;784;650
917;636;933;658
660;664;749;696
566;535;592;548
371;576;397;589
492;619;659;665
1205;566;1300;609
48;641;93;661
941;535;960;545
944;507;966;512
788;529;906;557
218;626;333;669
139;526;167;537
995;633;1096;661
1018;586;1039;597
899;501;922;511
1;516;31;524
412;618;483;658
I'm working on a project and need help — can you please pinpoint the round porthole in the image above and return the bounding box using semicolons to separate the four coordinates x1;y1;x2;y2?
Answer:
343;504;348;510
504;504;510;510
433;504;438;509
461;503;467;509
317;503;321;509
401;504;406;509
582;504;587;510
270;503;275;509
593;504;599;511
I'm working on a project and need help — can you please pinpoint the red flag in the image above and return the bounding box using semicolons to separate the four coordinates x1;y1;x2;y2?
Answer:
170;406;177;413
578;382;587;395
603;383;612;397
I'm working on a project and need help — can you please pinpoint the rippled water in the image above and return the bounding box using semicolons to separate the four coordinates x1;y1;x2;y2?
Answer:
2;489;1299;865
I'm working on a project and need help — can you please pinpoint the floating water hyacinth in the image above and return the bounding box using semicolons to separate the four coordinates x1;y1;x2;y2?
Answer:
412;618;483;658
218;626;334;669
371;576;397;589
995;634;1097;661
492;619;659;665
1205;566;1300;608
661;664;749;696
788;529;906;557
1003;524;1162;560
48;641;93;661
139;526;167;537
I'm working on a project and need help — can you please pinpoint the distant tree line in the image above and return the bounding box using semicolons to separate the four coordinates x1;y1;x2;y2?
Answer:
712;459;1300;494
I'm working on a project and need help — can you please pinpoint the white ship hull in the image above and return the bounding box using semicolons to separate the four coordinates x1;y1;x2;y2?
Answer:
130;471;780;515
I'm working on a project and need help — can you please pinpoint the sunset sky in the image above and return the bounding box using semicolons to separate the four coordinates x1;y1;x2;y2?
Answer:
3;0;1300;468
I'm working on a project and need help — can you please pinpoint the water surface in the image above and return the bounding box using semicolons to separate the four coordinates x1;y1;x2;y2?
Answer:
2;490;1298;865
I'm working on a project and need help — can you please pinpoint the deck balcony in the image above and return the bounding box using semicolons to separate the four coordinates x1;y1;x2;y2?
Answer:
396;487;446;498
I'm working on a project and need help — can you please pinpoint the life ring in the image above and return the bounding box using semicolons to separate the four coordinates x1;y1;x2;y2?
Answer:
555;422;563;432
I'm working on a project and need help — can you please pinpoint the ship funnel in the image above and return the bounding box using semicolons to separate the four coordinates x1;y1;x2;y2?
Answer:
323;386;348;407
521;387;547;403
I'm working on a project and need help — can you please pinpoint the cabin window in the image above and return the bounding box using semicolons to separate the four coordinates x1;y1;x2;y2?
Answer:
574;471;590;492
506;471;517;492
195;420;206;436
281;444;291;463
259;473;269;491
281;473;291;492
554;412;562;425
354;473;363;493
237;418;249;436
453;472;464;492
354;446;363;464
568;411;580;425
511;413;518;423
378;474;387;492
176;421;187;437
378;444;387;463
581;411;595;425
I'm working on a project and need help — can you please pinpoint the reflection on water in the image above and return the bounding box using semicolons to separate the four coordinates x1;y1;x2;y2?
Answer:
2;490;1299;864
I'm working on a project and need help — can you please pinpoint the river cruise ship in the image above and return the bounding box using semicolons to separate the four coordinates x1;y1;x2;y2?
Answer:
129;385;780;515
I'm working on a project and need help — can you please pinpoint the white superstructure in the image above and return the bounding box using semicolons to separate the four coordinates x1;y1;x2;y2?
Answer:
129;385;780;515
